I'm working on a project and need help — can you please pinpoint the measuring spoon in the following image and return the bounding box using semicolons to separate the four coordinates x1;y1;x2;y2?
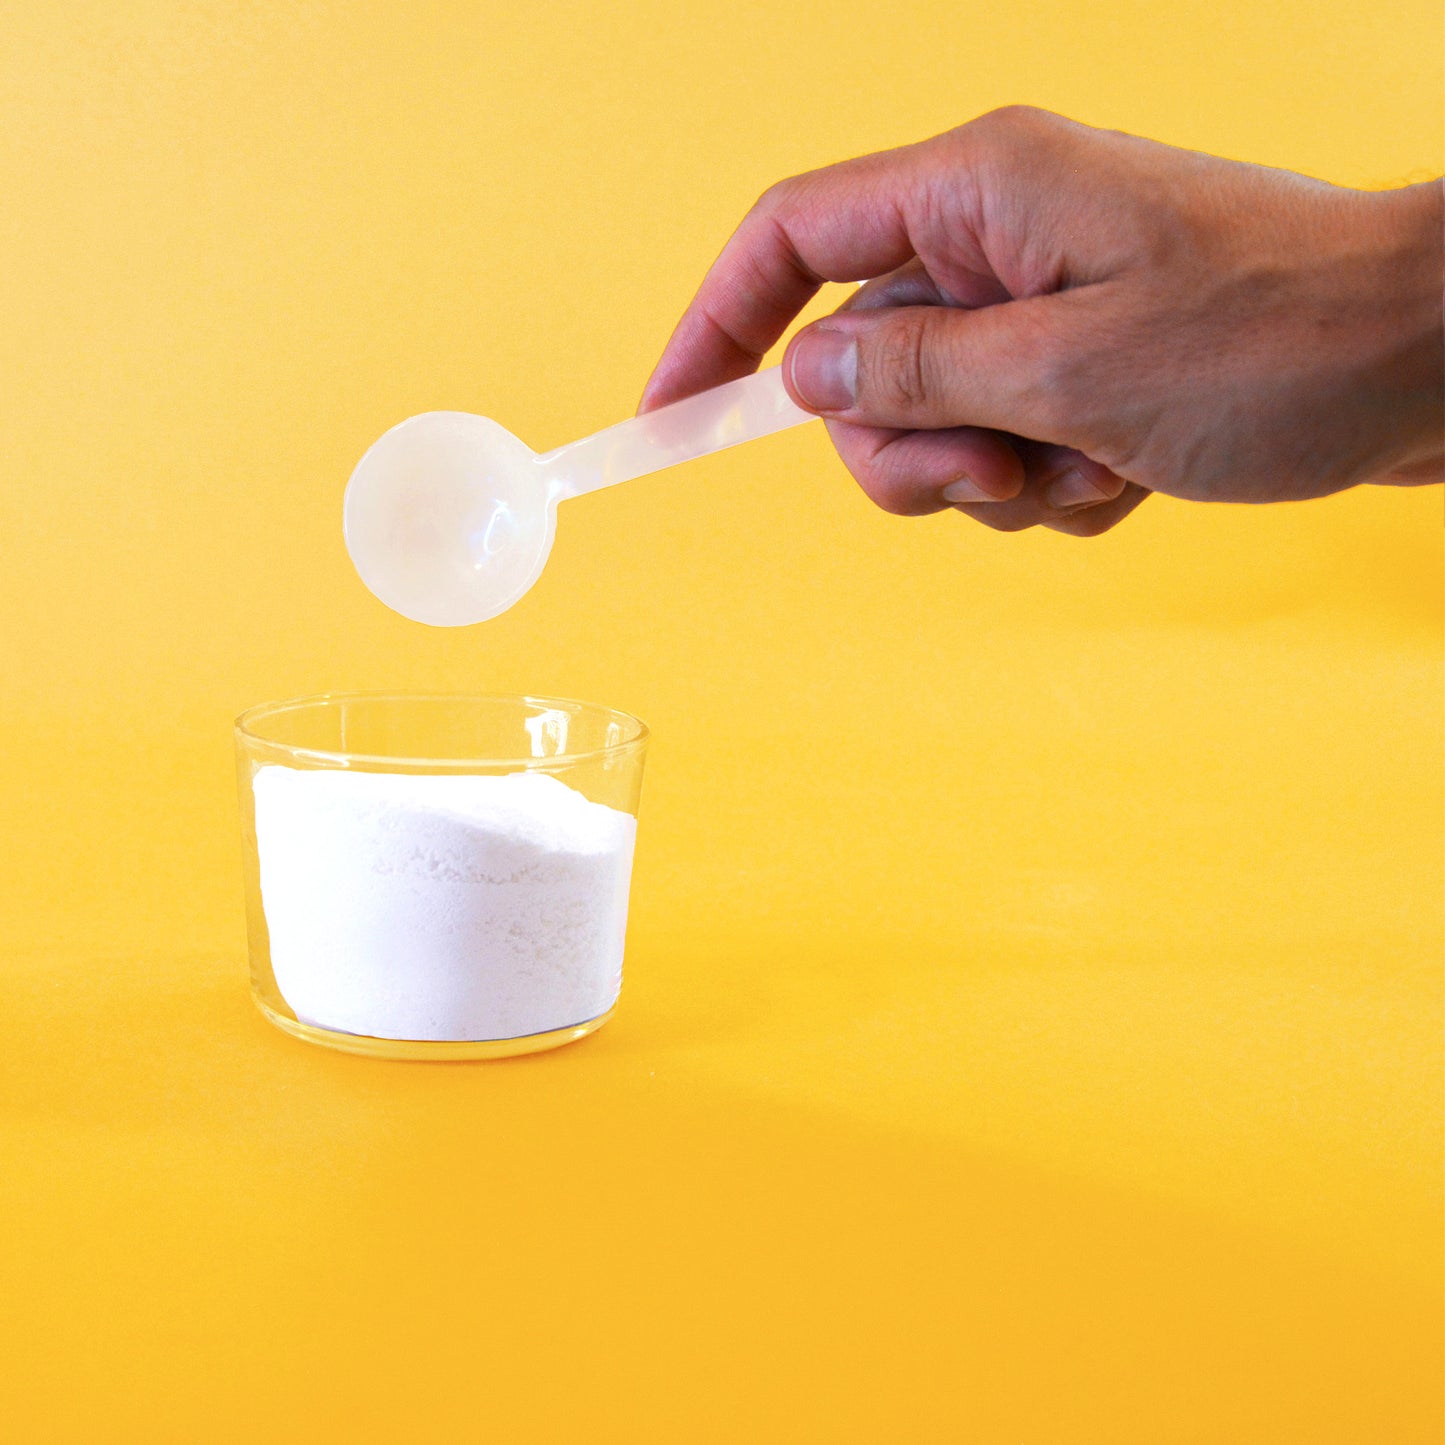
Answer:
344;366;815;627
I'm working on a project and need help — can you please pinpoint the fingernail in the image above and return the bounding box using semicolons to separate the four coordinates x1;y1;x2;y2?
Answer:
942;475;995;504
1045;468;1111;509
789;328;858;411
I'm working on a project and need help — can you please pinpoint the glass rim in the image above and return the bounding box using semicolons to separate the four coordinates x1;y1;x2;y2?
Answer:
234;691;649;770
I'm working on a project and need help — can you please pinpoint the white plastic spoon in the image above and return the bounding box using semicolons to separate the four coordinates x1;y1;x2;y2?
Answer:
344;366;816;626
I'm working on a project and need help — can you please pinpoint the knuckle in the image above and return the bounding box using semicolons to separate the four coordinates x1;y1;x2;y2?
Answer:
965;104;1055;151
845;452;933;518
864;486;935;518
965;508;1039;533
983;102;1047;128
869;478;945;518
1049;510;1122;538
750;176;797;221
864;313;937;414
754;169;821;221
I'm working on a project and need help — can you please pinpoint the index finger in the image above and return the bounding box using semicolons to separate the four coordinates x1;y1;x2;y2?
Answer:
638;140;941;412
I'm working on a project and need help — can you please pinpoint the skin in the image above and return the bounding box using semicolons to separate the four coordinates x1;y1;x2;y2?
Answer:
640;107;1444;536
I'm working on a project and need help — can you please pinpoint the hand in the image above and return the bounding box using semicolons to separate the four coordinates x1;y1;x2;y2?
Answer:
640;108;1443;536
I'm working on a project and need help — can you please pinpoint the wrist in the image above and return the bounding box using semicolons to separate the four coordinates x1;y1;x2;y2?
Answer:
1368;182;1443;483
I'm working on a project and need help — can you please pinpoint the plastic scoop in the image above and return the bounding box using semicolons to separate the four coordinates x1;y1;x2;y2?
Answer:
344;366;815;626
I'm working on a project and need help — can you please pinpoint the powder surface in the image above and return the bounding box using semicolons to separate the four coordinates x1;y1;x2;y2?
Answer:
252;767;637;1041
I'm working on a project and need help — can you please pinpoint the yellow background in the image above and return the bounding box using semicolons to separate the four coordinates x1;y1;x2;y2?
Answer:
2;2;1441;1439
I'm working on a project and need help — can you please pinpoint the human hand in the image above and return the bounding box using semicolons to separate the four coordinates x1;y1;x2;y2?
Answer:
640;108;1443;536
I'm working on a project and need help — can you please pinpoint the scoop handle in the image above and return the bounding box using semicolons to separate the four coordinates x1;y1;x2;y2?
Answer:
537;366;817;500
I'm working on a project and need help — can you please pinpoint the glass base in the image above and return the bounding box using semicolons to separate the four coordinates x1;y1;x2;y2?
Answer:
253;994;615;1060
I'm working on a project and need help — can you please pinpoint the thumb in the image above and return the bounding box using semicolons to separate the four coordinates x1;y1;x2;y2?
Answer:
783;300;1080;439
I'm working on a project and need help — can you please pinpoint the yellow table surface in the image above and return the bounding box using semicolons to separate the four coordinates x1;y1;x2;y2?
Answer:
2;3;1441;1440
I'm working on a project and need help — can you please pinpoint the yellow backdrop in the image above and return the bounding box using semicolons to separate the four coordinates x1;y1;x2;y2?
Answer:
2;2;1441;1439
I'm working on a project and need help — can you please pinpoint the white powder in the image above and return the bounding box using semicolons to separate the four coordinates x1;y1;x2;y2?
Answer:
252;767;637;1041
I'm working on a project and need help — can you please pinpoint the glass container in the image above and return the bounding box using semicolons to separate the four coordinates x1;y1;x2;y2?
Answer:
235;693;648;1060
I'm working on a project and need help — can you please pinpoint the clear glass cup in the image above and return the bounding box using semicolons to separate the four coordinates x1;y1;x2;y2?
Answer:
235;693;648;1060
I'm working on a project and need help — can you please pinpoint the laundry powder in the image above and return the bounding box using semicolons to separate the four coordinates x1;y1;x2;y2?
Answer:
252;767;637;1041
